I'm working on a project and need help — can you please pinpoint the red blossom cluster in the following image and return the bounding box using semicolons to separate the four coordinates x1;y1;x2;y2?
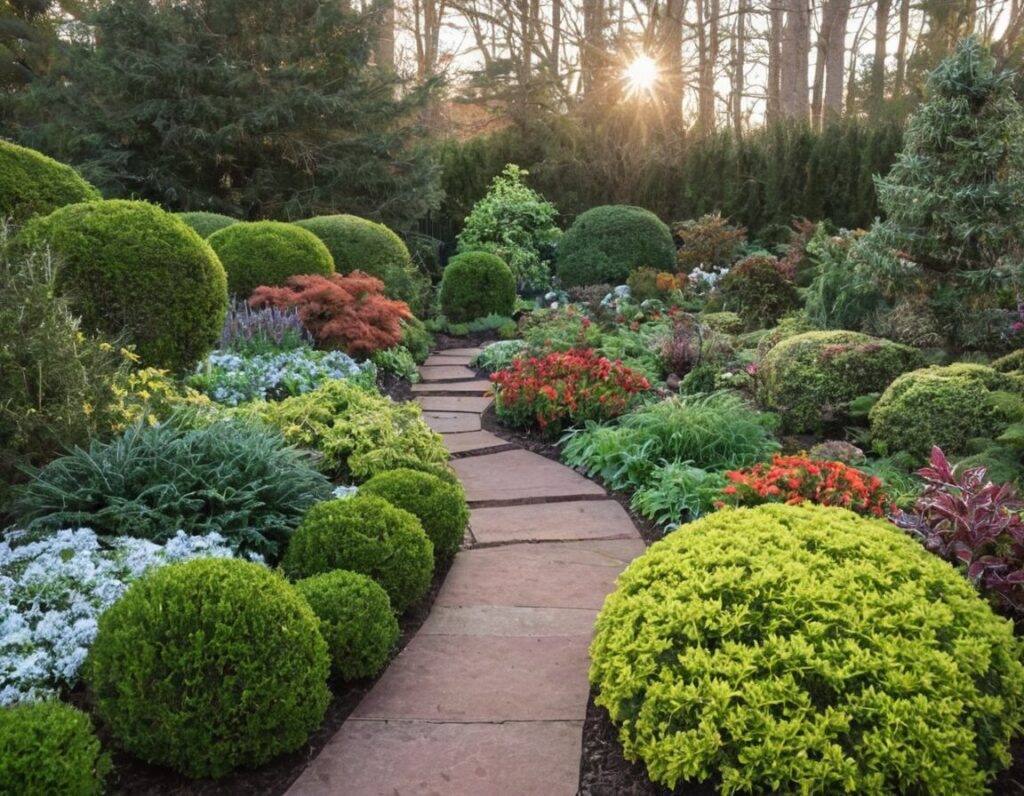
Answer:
490;348;649;436
720;453;892;517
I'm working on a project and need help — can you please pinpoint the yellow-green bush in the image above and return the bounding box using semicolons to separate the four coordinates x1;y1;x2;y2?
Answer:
0;140;100;226
177;211;238;238
590;503;1024;795
439;250;516;323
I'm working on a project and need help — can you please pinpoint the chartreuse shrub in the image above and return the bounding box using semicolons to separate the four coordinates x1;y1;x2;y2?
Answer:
870;364;1024;459
439;251;516;323
359;468;469;559
556;205;675;287
283;495;433;613
86;558;330;779
0;140;100;226
0;700;110;796
590;503;1024;795
18;200;228;372
760;330;923;433
294;570;398;680
237;379;448;481
177;211;237;238
207;220;334;299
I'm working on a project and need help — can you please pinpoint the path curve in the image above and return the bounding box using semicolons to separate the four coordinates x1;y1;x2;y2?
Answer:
287;347;645;796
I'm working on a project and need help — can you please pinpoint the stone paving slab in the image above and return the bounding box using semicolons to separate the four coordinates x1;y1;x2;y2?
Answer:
452;449;605;503
352;634;590;722
422;411;482;434
415;395;493;413
420;605;597;637
411;380;492;394
441;430;511;455
434;347;484;357
423;354;476;367
418;364;479;381
435;539;644;610
471;500;638;544
286;719;582;796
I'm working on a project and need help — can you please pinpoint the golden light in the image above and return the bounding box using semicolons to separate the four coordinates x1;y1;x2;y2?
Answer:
625;55;659;96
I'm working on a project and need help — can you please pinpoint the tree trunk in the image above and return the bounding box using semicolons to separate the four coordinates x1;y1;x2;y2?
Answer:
663;0;686;127
582;0;606;97
779;0;810;120
893;0;910;97
870;0;891;116
732;0;746;136
823;0;850;119
766;0;783;123
374;0;395;69
695;0;718;133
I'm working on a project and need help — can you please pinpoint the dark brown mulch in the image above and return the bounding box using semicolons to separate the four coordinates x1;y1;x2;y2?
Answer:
432;329;501;351
376;369;413;403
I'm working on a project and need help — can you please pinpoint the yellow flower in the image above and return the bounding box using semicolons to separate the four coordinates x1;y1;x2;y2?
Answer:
99;341;113;351
120;348;141;363
82;402;93;416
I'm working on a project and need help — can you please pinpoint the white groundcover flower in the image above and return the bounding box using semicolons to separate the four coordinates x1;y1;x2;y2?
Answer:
0;528;251;705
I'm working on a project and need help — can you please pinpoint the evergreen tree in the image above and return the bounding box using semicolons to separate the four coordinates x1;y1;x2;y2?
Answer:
9;0;441;227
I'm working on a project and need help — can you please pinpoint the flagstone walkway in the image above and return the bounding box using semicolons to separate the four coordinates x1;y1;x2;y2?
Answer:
287;347;645;796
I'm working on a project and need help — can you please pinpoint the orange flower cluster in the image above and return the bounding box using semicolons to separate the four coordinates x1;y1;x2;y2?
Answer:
655;272;682;292
720;453;891;517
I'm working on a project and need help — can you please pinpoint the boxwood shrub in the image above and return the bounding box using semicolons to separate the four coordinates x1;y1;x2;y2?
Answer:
283;495;433;614
177;211;238;238
295;570;399;680
17;200;228;372
439;250;516;323
0;700;110;796
759;330;923;433
86;558;330;779
359;467;469;560
207;220;334;299
590;503;1024;795
0;140;100;226
556;205;675;287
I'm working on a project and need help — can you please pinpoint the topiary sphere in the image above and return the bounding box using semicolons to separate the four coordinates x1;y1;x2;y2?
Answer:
18;200;228;372
0;701;110;796
295;570;399;680
0;140;100;226
556;205;675;287
870;363;1024;459
86;558;330;779
176;211;238;238
590;503;1024;795
439;251;516;323
359;467;469;560
207;220;334;299
759;330;923;434
283;495;433;614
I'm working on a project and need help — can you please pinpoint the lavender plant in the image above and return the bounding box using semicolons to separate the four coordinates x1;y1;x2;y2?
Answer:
218;297;313;353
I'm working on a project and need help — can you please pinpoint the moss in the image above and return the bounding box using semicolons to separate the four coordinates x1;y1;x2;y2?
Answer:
0;140;100;226
176;211;238;238
439;250;516;323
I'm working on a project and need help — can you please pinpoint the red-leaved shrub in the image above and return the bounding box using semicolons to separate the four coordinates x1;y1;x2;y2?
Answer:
490;348;649;436
249;272;412;356
721;453;891;517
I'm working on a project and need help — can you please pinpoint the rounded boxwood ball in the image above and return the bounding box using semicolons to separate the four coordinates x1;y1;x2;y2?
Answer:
359;467;469;560
0;140;100;226
557;205;675;287
283;495;433;614
86;558;330;780
18;200;228;372
207;220;334;299
439;251;516;323
177;211;238;238
0;701;110;796
295;570;399;680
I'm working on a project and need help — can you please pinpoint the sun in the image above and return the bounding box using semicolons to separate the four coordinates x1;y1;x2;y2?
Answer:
625;55;659;95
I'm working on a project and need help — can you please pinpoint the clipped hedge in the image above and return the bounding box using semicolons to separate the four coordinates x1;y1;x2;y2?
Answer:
590;503;1024;795
439;250;516;323
87;558;329;779
208;220;334;299
0;140;100;226
556;205;675;287
295;570;399;680
359;467;469;560
0;701;110;796
759;330;922;433
177;211;238;238
17;200;227;372
283;495;433;614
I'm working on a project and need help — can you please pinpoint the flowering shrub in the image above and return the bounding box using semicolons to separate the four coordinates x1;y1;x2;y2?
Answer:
218;297;312;353
491;349;649;435
250;271;412;356
108;365;212;431
0;528;242;705
721;454;891;517
189;347;376;405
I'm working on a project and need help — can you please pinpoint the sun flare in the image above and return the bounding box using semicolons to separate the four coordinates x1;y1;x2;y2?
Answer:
625;55;659;95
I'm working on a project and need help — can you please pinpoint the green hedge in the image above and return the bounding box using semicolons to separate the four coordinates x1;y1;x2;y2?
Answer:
439;251;516;323
176;211;238;238
18;200;228;372
590;503;1024;795
0;140;100;226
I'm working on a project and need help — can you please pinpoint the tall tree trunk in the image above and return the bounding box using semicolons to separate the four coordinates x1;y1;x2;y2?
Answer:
663;0;686;128
582;0;606;97
550;0;561;83
780;0;810;120
893;0;910;97
823;0;850;120
695;0;718;133
732;0;746;136
374;0;395;69
766;0;784;123
870;0;891;116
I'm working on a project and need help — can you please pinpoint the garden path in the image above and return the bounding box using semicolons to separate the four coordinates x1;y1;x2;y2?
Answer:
286;347;645;796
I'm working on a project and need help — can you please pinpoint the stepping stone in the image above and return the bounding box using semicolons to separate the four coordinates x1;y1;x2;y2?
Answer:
418;364;478;381
285;719;582;796
451;449;605;503
422;411;481;434
471;500;639;544
436;539;645;610
352;634;590;722
415;395;493;413
434;347;484;357
441;430;510;455
420;605;597;637
411;380;492;394
423;354;476;367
